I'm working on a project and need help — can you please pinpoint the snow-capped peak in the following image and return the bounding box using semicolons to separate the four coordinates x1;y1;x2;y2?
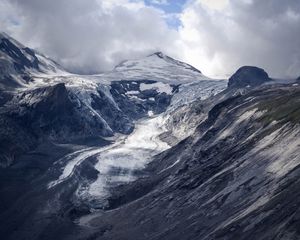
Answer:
148;51;202;73
101;51;210;84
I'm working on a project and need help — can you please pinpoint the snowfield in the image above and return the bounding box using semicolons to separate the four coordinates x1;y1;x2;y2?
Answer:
140;82;173;94
93;52;211;84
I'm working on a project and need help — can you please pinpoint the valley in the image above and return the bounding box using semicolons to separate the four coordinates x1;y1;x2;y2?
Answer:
0;32;300;240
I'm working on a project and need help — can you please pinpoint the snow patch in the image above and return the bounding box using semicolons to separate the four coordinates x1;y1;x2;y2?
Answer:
140;82;173;94
125;90;140;95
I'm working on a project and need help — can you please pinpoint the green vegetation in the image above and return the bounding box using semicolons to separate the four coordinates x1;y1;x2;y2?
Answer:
257;88;300;124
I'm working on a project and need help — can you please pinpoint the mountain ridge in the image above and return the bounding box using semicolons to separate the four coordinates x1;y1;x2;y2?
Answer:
0;33;226;167
1;32;299;240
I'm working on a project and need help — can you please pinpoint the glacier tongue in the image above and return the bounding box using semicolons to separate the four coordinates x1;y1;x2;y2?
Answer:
87;115;169;202
45;70;227;208
47;77;228;208
49;114;170;208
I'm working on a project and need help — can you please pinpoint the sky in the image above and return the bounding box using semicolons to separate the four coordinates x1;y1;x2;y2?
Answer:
0;0;300;78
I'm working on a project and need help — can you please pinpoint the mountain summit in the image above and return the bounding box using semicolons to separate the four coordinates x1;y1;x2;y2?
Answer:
103;51;209;84
228;66;270;88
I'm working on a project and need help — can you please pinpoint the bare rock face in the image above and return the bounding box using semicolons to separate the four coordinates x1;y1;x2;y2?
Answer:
0;32;64;89
0;36;39;72
228;66;270;88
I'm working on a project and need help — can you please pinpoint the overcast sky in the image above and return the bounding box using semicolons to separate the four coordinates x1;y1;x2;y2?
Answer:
1;0;300;78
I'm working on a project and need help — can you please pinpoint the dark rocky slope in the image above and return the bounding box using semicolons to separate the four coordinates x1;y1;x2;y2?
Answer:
0;83;116;166
164;66;273;145
65;83;300;240
0;32;63;89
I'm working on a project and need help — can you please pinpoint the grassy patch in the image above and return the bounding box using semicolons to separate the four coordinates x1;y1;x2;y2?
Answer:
257;88;300;124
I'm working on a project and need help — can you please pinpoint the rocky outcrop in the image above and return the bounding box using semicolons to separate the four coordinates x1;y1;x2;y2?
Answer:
110;80;178;120
228;66;270;88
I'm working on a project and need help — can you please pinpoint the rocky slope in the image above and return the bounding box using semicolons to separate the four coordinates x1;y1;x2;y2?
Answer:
0;32;64;89
1;33;299;240
66;80;300;240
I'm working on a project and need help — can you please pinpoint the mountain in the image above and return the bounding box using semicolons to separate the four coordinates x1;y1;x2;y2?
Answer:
81;82;300;240
0;32;64;88
0;33;226;166
1;33;299;240
96;51;210;84
228;66;271;88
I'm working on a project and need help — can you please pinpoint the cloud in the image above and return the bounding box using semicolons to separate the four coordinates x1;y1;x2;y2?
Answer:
177;0;300;78
1;0;300;78
199;0;229;11
2;0;178;74
150;0;169;5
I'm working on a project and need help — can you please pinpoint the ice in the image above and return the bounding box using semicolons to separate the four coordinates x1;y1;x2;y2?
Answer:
49;114;170;204
148;110;154;116
125;90;140;95
48;147;104;188
167;80;227;111
140;82;173;94
87;115;170;199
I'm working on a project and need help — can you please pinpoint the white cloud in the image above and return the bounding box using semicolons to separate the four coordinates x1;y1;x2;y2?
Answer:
199;0;229;11
177;0;300;78
151;0;169;6
2;0;178;74
1;0;300;78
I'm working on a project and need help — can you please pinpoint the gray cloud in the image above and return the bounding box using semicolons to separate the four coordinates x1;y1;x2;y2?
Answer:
1;0;300;78
178;0;300;78
3;0;178;73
